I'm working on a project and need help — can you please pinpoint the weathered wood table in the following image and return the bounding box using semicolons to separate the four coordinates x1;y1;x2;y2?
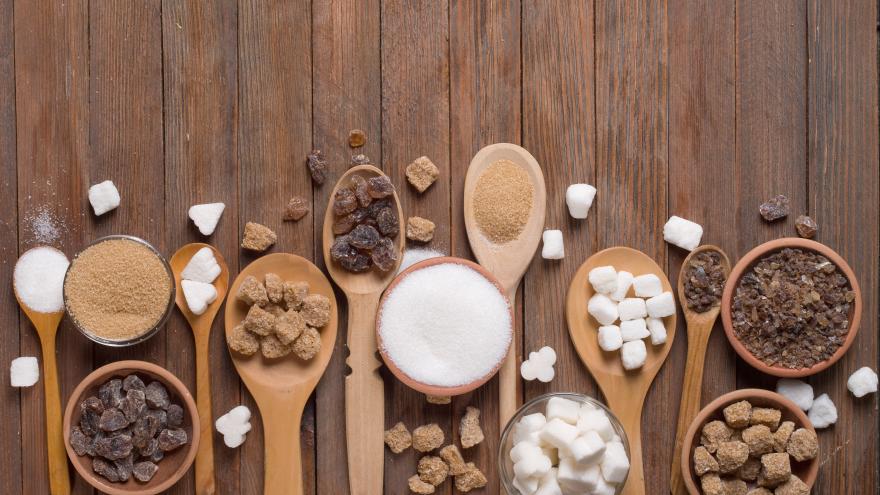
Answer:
1;1;877;494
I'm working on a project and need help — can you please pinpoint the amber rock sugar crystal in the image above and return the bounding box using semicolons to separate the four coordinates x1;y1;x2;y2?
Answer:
683;249;726;313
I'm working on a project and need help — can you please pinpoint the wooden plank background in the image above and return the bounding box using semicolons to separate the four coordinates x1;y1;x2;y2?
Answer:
2;1;877;493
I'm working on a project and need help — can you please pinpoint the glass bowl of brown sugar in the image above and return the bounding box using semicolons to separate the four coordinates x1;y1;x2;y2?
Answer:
63;235;176;347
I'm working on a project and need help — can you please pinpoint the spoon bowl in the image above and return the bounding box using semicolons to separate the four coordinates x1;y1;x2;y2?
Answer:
566;246;676;495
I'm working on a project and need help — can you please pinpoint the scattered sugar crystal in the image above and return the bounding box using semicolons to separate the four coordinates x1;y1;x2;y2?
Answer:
620;319;649;342
663;215;703;251
597;325;623;352
188;202;226;236
88;180;121;216
10;357;39;387
847;367;878;398
632;274;663;298
775;379;814;411
646;291;676;318
608;271;634;302
587;293;619;326
181;280;218;315
617;298;647;321
541;230;564;260
647;317;667;345
588;266;618;294
807;393;837;429
13;247;69;313
565;184;597;219
621;340;647;370
181;247;221;284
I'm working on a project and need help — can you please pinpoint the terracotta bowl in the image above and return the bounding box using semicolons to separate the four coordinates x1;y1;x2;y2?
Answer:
720;237;862;377
680;389;819;494
63;360;200;495
376;256;513;396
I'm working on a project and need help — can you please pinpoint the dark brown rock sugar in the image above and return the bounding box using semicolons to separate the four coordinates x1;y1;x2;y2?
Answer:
472;159;533;244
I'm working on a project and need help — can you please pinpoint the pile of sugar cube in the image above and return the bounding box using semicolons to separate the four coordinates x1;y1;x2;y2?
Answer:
587;266;674;370
181;247;221;315
508;396;629;495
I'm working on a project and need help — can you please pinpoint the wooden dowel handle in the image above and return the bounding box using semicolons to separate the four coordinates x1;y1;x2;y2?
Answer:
194;333;216;495
261;396;306;495
670;326;712;495
40;335;71;495
499;285;520;431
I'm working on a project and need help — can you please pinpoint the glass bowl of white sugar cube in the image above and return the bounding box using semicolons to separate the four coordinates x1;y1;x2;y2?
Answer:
499;393;630;495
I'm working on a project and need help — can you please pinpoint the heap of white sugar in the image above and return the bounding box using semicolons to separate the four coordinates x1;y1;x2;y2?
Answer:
13;247;70;313
396;247;444;274
378;263;512;387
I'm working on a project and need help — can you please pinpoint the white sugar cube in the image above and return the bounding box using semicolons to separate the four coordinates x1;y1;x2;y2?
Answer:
540;418;581;451
565;184;597;219
520;413;548;432
588;294;619;326
88;180;121;216
216;406;253;437
189;202;226;236
558;457;601;493
847;367;878;398
182;280;218;315
514;453;552;479
223;433;246;448
181;247;221;284
597;325;623;352
541;230;565;260
593;476;618;495
513;475;539;495
609;271;634;302
620;319;649;342
534;468;563;495
808;393;838;429
547;397;581;425
577;409;614;442
647;318;667;345
510;440;544;463
646;292;676;318
600;441;630;484
588;266;618;294
632;274;663;298
227;405;252;423
621;340;647;370
10;356;39;387
569;430;606;464
663;215;703;251
776;378;814;411
617;298;647;321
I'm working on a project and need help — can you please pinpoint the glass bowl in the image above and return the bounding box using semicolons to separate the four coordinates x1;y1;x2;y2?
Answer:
499;392;630;495
63;235;175;347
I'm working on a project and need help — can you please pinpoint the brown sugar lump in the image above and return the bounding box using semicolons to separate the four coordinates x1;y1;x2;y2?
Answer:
794;215;817;239
417;455;449;486
722;478;748;495
264;273;283;304
406;156;439;193
759;453;791;486
406;217;436;243
716;441;750;474
759;195;790;222
693;446;719;476
292;327;322;360
412;424;444;452
785;428;818;462
439;444;468;475
454;463;487;493
384;422;412;454
265;304;286;317
739;457;761;481
260;333;292;359
227;323;259;356
742;425;775;456
426;395;451;405
283;281;309;310
700;473;724;495
723;400;753;428
701;420;733;453
274;310;306;345
301;294;331;327
242;222;277;251
306;149;327;185
773;474;809;495
283;196;310;221
244;304;276;336
408;474;435;494
459;406;484;448
237;275;269;306
750;407;782;429
772;421;795;453
746;488;772;495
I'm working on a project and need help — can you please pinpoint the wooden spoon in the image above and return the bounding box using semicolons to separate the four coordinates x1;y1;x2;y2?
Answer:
566;247;676;495
13;246;71;495
322;164;404;495
224;253;338;495
462;143;546;435
170;243;230;495
669;245;730;495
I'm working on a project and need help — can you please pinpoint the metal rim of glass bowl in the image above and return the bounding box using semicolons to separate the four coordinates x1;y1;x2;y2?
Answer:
498;392;631;495
63;234;176;347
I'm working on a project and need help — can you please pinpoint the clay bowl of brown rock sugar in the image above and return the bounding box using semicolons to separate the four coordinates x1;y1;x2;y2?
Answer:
721;238;862;378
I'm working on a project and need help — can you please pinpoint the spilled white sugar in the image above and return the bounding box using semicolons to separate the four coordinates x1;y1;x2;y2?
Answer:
379;263;512;387
14;247;70;313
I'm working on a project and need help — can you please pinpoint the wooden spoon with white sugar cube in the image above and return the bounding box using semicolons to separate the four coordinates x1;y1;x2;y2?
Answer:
566;247;676;495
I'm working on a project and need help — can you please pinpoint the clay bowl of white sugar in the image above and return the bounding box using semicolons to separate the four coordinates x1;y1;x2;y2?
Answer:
376;257;514;396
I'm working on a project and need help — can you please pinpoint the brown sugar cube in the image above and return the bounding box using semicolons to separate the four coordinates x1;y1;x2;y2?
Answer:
772;421;795;453
274;310;306;345
408;475;435;495
746;489;772;495
716;441;750;474
301;294;331;327
739;456;762;481
349;129;366;148
693;446;719;476
412;424;444;452
700;473;724;495
406;156;439;193
283;281;309;310
723;400;753;428
384;422;412;454
459;406;484;449
227;323;259;356
417;455;449;486
785;428;818;462
750;407;782;429
264;273;283;304
742;425;775;456
242;222;277;251
244;304;276;336
722;478;748;495
454;463;487;493
293;327;321;360
773;474;809;495
260;333;293;359
426;395;451;405
701;420;733;453
760;453;791;485
237;275;268;306
283;196;310;221
406;217;435;243
439;445;468;476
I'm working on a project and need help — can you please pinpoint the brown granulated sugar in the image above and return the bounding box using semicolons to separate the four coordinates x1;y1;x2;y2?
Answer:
65;238;172;341
472;159;533;244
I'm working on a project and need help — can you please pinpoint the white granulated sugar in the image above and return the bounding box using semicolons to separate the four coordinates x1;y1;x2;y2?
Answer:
14;247;70;313
396;247;444;274
24;207;64;244
378;263;512;387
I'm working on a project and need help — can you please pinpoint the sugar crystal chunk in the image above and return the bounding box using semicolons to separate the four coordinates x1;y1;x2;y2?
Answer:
598;325;623;351
188;202;225;236
621;340;647;370
618;297;647;321
647;317;667;345
776;378;814;411
588;293;618;326
847;366;878;398
181;280;217;315
620;318;649;342
807;393;837;429
646;291;676;318
565;183;597;219
88;180;121;216
632;273;663;298
588;266;618;294
541;230;564;260
10;356;39;387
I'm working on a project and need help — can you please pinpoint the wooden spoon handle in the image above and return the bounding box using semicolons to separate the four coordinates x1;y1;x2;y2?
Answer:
40;335;71;495
345;293;384;495
669;325;712;495
261;395;307;495
609;393;645;495
194;333;216;495
499;285;520;431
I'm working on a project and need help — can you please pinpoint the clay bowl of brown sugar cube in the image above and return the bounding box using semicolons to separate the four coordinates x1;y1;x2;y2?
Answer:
680;388;819;494
63;360;199;495
720;237;862;378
